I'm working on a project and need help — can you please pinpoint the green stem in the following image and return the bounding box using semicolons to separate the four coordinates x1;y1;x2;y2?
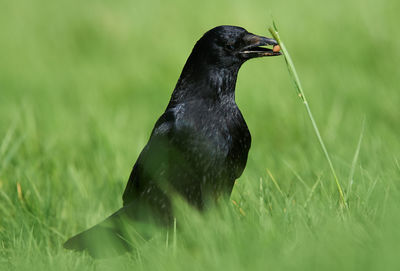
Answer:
268;25;346;207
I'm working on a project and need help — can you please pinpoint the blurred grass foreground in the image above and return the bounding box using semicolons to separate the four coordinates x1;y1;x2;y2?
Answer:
1;0;400;270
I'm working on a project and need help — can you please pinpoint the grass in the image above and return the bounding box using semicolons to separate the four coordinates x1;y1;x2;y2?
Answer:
1;0;400;270
268;23;346;206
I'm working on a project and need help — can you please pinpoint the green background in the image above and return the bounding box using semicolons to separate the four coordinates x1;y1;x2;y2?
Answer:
1;0;399;270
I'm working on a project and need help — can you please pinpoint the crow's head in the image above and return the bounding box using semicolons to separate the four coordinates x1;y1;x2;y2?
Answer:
191;25;281;68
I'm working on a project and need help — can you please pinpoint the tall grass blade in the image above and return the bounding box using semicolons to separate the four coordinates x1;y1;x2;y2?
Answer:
173;217;177;255
266;168;284;198
346;118;366;201
268;23;346;207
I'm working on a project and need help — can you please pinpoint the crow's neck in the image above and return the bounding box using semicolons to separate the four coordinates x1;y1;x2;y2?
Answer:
168;61;241;107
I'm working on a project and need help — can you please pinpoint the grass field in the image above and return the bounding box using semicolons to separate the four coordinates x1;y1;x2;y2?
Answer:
1;0;400;270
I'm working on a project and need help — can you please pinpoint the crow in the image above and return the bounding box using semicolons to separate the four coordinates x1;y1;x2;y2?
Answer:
64;25;281;257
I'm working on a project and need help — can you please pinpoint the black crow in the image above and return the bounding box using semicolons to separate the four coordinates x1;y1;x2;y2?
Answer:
64;25;280;257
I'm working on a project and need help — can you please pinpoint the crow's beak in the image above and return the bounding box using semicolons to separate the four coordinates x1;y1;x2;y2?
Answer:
239;33;281;58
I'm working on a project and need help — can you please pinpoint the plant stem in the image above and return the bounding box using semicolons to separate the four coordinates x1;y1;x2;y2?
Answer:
268;24;346;207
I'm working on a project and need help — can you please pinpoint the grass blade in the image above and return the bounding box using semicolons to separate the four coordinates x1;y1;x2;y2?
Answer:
346;118;366;201
268;23;346;207
266;168;285;198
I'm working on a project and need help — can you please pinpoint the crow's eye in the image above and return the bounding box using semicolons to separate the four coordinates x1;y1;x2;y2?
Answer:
225;44;235;51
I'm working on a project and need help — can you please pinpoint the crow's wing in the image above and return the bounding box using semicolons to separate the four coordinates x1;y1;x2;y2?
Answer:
122;103;232;207
122;109;178;206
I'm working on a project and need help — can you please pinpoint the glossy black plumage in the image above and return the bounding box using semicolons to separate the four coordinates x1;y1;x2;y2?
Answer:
64;25;280;257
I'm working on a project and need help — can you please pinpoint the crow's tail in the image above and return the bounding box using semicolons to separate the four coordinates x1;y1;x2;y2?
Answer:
64;201;171;258
63;207;135;258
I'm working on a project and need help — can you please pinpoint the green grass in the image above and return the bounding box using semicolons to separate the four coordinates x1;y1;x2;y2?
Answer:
269;24;346;207
1;0;400;270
